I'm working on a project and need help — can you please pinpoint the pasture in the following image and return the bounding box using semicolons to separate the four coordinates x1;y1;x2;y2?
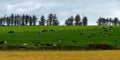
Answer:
0;50;120;60
0;26;120;49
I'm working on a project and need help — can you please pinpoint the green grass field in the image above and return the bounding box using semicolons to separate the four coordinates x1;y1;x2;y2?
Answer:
0;26;120;47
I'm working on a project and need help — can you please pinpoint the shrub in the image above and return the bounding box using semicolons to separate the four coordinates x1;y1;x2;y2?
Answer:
96;42;113;49
60;46;82;50
87;42;96;49
87;42;114;50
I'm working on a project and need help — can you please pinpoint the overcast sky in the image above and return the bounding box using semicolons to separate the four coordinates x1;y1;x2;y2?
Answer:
0;0;120;25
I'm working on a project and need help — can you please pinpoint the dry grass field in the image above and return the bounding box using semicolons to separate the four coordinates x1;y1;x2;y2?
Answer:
0;50;120;60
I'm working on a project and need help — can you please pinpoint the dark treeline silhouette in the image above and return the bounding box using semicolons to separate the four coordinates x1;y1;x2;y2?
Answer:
1;13;120;26
97;17;120;26
0;13;89;26
46;14;59;26
65;14;88;26
0;14;37;26
0;13;60;26
39;14;59;26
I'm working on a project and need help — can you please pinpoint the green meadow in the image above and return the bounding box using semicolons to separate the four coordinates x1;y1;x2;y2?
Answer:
0;26;120;47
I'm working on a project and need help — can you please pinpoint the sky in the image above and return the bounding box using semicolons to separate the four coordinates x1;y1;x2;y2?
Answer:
0;0;120;25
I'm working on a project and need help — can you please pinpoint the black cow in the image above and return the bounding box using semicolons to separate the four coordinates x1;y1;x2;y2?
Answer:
0;41;7;44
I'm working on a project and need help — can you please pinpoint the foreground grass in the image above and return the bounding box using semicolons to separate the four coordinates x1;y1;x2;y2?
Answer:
0;50;120;60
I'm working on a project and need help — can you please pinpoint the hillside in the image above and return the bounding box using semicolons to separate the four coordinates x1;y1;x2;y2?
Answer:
0;26;120;50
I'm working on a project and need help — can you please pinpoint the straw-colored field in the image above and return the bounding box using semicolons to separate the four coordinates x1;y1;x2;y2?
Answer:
0;50;120;60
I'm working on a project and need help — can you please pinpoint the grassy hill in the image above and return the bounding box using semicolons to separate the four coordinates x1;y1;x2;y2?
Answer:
0;26;120;49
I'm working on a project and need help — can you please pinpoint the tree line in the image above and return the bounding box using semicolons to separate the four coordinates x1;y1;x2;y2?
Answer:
0;13;60;26
97;17;120;26
0;13;88;26
0;14;37;26
65;15;88;26
2;13;120;26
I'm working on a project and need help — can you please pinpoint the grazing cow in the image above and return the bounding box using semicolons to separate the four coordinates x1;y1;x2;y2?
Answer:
0;41;7;44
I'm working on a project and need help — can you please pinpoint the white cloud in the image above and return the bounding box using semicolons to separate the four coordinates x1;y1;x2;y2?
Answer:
5;1;42;14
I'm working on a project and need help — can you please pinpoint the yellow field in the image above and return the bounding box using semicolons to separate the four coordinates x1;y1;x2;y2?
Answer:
0;50;120;60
